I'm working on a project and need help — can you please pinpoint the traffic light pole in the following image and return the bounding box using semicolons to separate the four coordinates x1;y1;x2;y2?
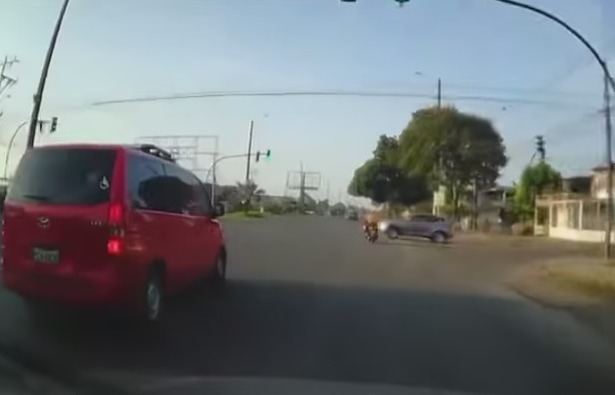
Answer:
245;120;254;183
26;0;70;149
205;149;271;205
4;118;54;179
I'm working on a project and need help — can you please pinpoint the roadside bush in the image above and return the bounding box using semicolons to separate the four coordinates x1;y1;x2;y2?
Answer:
477;218;491;233
511;222;533;236
264;203;284;215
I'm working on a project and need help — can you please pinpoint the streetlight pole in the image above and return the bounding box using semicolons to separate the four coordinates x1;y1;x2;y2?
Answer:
604;74;613;258
4;119;55;180
488;0;615;93
473;0;615;258
344;0;615;258
4;120;28;179
414;71;441;108
25;0;70;149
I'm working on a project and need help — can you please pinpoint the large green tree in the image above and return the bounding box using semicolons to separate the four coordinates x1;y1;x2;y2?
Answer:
514;161;562;219
348;135;429;206
398;106;507;215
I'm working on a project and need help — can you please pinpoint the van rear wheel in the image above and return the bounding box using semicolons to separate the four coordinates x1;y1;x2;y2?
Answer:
141;269;164;323
212;253;226;285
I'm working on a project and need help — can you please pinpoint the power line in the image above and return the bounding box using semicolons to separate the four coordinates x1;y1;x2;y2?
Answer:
91;89;595;109
507;107;604;153
501;35;615;115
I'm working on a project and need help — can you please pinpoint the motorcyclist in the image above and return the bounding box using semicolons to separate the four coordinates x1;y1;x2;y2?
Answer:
362;211;379;235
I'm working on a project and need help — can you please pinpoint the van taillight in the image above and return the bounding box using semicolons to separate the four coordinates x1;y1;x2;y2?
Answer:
107;238;123;255
107;203;125;255
109;203;123;224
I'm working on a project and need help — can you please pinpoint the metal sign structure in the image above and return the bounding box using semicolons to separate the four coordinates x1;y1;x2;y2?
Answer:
286;170;321;191
137;135;219;181
286;169;321;211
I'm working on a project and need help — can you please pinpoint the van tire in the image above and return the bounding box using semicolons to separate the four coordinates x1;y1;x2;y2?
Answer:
141;266;165;323
212;253;227;285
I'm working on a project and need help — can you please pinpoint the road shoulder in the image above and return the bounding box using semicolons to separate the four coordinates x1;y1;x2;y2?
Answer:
507;257;615;346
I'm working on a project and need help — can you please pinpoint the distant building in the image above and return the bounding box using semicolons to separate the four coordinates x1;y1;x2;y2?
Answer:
590;163;613;199
535;163;614;243
562;175;592;194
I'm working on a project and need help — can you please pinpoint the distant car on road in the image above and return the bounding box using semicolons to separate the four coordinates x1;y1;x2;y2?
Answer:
378;214;453;243
2;143;227;323
345;210;359;220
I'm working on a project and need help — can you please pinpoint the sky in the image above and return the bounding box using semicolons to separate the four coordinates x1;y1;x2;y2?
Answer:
0;0;614;205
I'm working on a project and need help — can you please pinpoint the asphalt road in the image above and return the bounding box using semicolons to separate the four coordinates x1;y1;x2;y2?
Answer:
1;216;615;395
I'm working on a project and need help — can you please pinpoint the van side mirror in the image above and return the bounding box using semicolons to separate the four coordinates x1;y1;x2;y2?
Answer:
213;202;225;218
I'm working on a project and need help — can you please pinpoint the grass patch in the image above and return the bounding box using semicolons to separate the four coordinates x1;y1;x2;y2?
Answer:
545;263;615;300
509;258;615;307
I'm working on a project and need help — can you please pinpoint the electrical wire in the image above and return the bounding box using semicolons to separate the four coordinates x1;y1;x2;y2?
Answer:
91;89;595;109
506;107;604;153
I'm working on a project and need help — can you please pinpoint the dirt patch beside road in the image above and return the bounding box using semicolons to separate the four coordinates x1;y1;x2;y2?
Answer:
507;258;615;307
508;257;615;346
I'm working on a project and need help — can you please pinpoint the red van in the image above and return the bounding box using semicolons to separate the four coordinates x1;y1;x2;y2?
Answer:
1;143;227;322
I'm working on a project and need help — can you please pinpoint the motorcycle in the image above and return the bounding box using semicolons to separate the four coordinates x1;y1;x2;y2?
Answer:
363;223;379;243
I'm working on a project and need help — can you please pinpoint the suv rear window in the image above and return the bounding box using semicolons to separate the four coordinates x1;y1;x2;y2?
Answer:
7;148;117;205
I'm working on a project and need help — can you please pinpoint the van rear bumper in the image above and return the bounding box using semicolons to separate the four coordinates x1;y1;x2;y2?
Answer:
2;266;140;307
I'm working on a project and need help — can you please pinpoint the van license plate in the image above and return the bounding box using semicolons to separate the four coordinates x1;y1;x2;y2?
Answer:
32;247;60;264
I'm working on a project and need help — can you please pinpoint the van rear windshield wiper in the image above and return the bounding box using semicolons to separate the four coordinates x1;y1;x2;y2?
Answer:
22;194;50;202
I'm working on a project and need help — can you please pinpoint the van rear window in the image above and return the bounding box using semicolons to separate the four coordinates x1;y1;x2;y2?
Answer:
7;148;117;205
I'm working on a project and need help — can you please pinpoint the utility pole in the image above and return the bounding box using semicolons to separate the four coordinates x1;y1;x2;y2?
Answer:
437;78;442;108
0;56;19;97
536;135;546;161
243;120;255;212
26;0;70;149
435;77;443;216
0;57;19;113
299;161;306;212
604;73;613;260
245;120;254;183
326;181;330;202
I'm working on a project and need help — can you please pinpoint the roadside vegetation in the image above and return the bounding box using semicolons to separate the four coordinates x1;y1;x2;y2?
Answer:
347;104;566;235
348;106;507;219
216;180;333;218
510;258;615;307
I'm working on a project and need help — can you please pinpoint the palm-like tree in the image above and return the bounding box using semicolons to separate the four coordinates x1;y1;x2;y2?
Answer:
236;181;266;206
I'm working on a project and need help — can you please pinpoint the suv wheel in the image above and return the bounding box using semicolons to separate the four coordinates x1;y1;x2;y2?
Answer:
386;227;399;240
142;270;164;322
431;231;446;244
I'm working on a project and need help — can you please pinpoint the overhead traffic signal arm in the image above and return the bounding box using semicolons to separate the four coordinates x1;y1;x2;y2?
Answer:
254;149;272;163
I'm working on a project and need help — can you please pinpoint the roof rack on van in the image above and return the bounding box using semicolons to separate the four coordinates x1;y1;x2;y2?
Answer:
134;144;176;163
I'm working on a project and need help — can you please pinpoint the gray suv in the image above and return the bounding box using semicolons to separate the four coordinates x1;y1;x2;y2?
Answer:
378;214;453;243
